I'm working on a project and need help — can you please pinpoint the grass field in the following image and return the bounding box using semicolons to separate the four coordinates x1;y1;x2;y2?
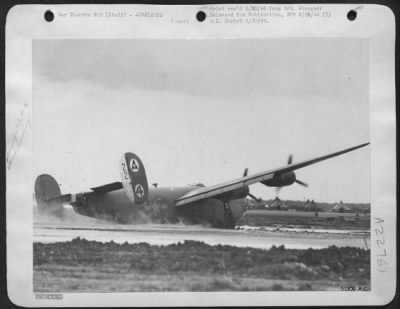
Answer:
34;238;370;292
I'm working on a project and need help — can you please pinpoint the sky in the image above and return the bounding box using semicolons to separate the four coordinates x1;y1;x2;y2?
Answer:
32;39;370;203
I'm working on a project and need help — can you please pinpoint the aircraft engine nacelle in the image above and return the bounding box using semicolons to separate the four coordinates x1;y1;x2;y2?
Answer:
261;171;296;187
119;152;149;205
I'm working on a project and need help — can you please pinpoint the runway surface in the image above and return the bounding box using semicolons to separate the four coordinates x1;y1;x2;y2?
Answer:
33;210;370;250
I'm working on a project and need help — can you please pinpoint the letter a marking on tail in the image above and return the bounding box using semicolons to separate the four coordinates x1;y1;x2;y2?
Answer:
129;158;140;173
135;184;145;198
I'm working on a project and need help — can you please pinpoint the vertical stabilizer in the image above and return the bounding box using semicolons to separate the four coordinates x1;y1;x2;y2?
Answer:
119;152;148;205
34;174;64;216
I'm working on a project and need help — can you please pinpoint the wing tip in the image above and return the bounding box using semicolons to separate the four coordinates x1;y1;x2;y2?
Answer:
356;142;370;149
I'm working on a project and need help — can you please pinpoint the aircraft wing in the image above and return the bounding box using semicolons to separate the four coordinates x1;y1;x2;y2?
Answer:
175;142;369;207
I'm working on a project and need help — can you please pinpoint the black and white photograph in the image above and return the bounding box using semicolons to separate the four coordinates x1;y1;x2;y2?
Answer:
5;4;396;307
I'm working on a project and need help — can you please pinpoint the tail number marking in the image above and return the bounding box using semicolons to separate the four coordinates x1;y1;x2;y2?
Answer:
121;163;129;180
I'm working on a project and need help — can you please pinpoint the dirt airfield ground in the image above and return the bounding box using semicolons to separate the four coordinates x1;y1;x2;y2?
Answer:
33;208;370;292
34;238;370;292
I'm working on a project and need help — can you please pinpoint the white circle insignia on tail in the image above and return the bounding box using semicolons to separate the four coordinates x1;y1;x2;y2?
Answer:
129;158;140;172
135;184;145;198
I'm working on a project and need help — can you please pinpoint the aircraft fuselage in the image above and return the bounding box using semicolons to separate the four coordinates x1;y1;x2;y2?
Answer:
71;186;247;227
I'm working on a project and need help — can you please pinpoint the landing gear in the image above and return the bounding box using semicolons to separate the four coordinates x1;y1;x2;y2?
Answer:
223;201;235;229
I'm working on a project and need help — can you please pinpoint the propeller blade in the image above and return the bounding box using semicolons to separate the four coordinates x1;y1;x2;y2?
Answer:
243;168;248;177
275;187;282;196
247;193;260;202
287;154;293;165
295;179;309;188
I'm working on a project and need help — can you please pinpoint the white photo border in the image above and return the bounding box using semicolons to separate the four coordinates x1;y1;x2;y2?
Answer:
5;4;396;307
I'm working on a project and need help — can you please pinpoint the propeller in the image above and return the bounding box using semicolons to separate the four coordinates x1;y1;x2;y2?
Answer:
275;154;309;197
295;179;309;188
242;168;263;202
290;154;308;188
287;154;293;165
247;192;261;202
